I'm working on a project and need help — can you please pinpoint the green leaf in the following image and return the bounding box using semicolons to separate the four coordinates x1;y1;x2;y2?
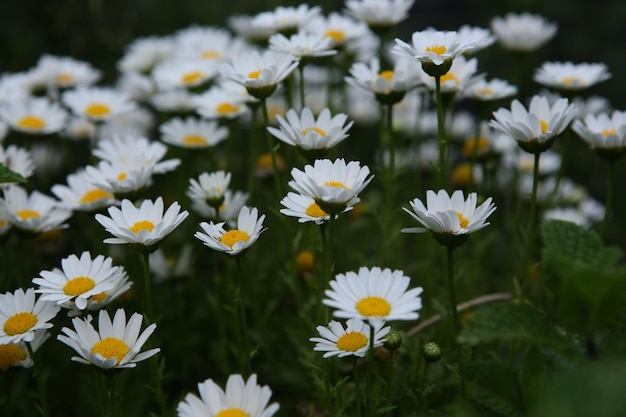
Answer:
457;302;575;354
464;362;525;417
0;163;26;184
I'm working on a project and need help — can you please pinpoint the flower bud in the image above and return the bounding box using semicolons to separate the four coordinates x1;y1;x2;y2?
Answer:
382;330;403;352
422;342;442;362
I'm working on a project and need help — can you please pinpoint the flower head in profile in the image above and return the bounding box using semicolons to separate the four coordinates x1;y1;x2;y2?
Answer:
0;288;60;345
268;107;353;160
193;83;252;120
0;145;35;185
51;169;117;212
219;50;298;99
288;158;373;215
345;0;414;31
402;189;496;248
177;374;279;417
251;4;321;36
310;317;390;358
323;267;423;323
303;12;370;48
490;12;557;52
462;77;517;102
62;87;137;122
346;58;421;105
280;192;349;225
152;59;218;90
0;185;72;234
95;197;188;246
187;171;232;207
195;206;266;256
0;330;49;371
490;95;577;153
418;54;479;94
57;308;159;369
269;32;337;62
533;61;611;92
159;117;228;149
572;110;626;161
0;97;68;135
33;251;127;311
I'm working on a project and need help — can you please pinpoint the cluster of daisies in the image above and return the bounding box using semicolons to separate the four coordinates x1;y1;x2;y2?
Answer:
0;0;625;415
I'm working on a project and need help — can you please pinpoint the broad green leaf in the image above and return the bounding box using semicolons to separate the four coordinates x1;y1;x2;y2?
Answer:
464;362;524;417
0;163;26;184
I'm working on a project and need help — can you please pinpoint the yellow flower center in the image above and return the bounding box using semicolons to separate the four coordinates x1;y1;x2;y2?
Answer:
451;164;472;187
17;115;46;130
603;129;617;137
302;127;327;136
201;50;222;60
475;87;494;96
462;136;489;158
215;408;249;417
129;220;155;234
56;73;74;84
91;292;107;303
295;251;314;272
562;76;584;86
540;120;549;134
85;103;111;118
356;296;391;317
426;45;447;55
248;69;261;79
220;229;250;249
181;71;204;85
80;189;113;204
182;135;208;146
324;29;346;42
17;210;41;221
440;72;459;85
4;312;38;336
0;220;4;228
117;172;127;181
456;211;470;228
63;276;96;296
306;203;328;218
91;337;130;365
0;343;27;370
217;102;240;115
378;70;394;82
323;180;348;190
336;331;368;352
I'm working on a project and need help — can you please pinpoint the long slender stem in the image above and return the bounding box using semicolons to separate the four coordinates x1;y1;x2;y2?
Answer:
260;98;283;200
435;75;447;189
522;152;541;296
26;343;51;417
446;247;459;342
365;323;375;417
415;361;429;411
353;357;362;417
107;373;119;417
600;160;616;238
381;103;395;266
247;104;259;198
235;256;252;376
139;246;154;322
299;64;306;109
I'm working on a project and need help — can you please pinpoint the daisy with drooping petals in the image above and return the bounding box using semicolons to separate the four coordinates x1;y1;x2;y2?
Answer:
159;117;228;149
323;266;423;323
269;32;337;62
0;97;68;135
177;373;279;417
93;135;180;175
490;12;557;52
51;169;117;211
0;185;72;234
462;77;517;101
57;308;159;369
287;158;373;215
457;25;495;54
280;192;340;225
345;0;414;31
187;171;231;206
533;61;611;92
62;87;137;123
194;206;266;256
219;50;298;99
0;288;60;345
83;159;154;195
268;107;353;160
310;317;390;358
251;4;321;35
346;58;421;105
572;111;626;158
95;197;189;246
33;251;126;311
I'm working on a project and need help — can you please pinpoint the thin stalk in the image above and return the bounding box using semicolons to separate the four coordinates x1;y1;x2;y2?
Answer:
435;75;447;189
600;160;616;238
446;247;459;343
26;343;51;417
260;98;284;200
522;152;541;296
353;356;362;417
383;349;394;409
247;104;259;199
139;246;154;322
415;361;429;411
1;372;11;417
381;103;395;265
106;373;119;417
235;256;252;377
365;323;375;417
299;64;306;109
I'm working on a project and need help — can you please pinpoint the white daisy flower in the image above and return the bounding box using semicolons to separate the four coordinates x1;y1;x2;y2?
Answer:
534;61;612;92
287;158;373;214
516;150;561;176
418;54;479;94
149;244;193;283
268;107;353;160
51;169;117;211
57;308;159;369
177;373;279;417
62;87;137;122
187;171;231;205
95;197;188;246
190;190;249;226
303;12;370;48
35;54;101;89
345;0;414;30
118;35;175;74
280;192;337;225
490;95;577;153
194;206;266;256
402;189;496;239
98;108;155;140
151;89;197;113
219;50;298;99
93;135;180;174
462;77;517;101
159;117;228;149
323;266;424;322
0;209;11;236
0;144;34;185
116;72;156;102
392;29;477;70
0;97;68;135
173;26;250;62
0;288;60;345
490;12;557;52
152;59;219;91
544;207;590;228
457;25;495;53
346;58;421;104
572;111;626;157
572;95;611;120
194;83;253;120
63;116;96;141
227;14;276;44
269;32;337;61
251;4;321;35
0;185;71;233
0;330;49;371
32;251;126;311
83;159;154;195
310;317;391;358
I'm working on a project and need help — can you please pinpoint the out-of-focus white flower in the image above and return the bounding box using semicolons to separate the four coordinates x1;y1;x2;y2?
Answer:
152;59;219;91
269;32;337;61
457;25;495;54
534;61;611;91
51;169;117;211
418;55;480;94
93;135;180;174
345;0;414;30
251;4;322;36
62;88;137;123
0;145;34;184
172;26;248;62
462;77;517;101
151;89;197;113
195;206;266;256
118;36;175;74
0;185;71;234
491;12;557;52
193;85;251;120
35;54;101;89
346;58;421;104
303;12;370;48
0;97;68;135
159;117;228;149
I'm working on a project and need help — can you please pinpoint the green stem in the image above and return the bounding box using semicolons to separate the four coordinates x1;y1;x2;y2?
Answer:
435;75;447;189
26;343;51;417
381;104;395;266
107;373;119;417
299;64;306;109
446;247;459;343
235;256;252;376
415;361;429;411
139;246;154;322
600;160;616;238
365;323;375;417
247;104;259;199
260;98;284;200
522;152;541;296
353;357;362;417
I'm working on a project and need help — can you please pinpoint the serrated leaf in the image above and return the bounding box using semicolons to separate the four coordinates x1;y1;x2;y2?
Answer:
0;163;26;184
465;363;524;417
457;302;574;354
